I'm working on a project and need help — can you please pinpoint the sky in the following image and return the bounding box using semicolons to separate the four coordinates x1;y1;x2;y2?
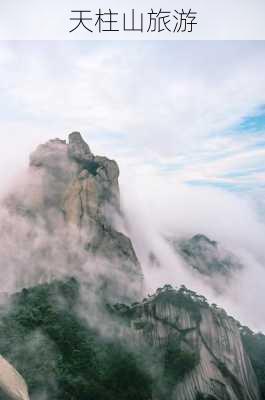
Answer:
0;40;265;330
0;41;265;205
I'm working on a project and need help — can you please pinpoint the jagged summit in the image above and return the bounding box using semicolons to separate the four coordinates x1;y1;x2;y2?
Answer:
27;131;120;223
29;132;120;220
68;131;93;162
3;132;143;301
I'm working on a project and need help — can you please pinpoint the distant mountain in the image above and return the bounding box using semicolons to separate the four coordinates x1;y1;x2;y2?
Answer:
168;233;242;279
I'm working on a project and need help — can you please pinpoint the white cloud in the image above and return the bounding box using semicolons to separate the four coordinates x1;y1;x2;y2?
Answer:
0;40;265;330
121;174;265;331
0;41;265;202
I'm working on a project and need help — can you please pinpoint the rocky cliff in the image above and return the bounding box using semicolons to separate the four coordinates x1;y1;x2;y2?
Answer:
3;132;142;301
116;286;260;400
0;356;29;400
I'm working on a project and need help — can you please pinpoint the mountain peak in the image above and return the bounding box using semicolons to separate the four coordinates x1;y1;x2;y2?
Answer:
191;233;217;247
3;132;143;301
68;131;93;163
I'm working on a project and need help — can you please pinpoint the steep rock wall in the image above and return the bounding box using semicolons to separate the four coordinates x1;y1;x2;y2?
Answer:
3;132;143;300
0;356;29;400
119;288;260;400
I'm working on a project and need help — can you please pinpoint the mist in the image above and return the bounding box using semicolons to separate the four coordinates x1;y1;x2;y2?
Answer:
0;40;264;400
120;174;265;332
0;132;264;335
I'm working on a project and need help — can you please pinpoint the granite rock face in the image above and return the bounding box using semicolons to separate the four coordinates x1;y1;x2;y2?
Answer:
119;287;260;400
28;132;120;222
4;132;143;301
68;131;93;163
0;356;29;400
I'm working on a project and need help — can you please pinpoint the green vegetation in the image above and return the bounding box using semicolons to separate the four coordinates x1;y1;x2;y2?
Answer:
0;279;203;400
153;285;206;324
83;160;100;176
0;278;214;400
1;279;262;400
0;278;152;400
241;328;265;400
164;337;199;384
121;284;208;325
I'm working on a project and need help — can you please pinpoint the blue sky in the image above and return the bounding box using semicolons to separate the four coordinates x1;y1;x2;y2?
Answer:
0;40;265;211
237;108;265;133
185;108;265;191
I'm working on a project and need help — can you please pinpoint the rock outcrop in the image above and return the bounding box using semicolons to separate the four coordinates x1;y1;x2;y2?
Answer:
28;132;120;223
64;132;120;226
0;356;29;400
4;132;143;301
117;286;260;400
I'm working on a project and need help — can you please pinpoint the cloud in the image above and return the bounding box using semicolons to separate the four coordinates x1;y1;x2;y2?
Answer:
0;41;265;196
0;40;265;331
120;174;265;331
